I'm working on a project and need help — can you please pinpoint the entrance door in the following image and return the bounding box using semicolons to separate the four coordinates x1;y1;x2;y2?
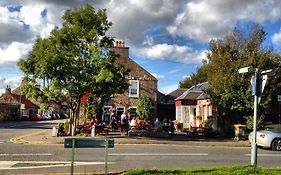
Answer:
116;107;125;121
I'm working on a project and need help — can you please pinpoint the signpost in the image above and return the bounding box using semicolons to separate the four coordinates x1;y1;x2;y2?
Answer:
64;138;114;175
238;66;272;167
277;95;281;125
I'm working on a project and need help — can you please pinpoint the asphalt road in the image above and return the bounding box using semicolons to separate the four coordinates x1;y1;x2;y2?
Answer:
0;120;281;175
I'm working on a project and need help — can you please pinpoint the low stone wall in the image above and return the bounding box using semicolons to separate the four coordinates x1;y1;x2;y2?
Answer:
128;129;169;138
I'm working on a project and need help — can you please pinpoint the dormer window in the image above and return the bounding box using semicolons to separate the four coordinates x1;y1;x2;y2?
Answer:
129;80;139;97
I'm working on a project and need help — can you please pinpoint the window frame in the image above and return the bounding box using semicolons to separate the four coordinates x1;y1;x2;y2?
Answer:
129;80;139;97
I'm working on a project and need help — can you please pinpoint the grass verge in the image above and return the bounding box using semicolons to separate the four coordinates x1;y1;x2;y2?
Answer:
122;165;281;175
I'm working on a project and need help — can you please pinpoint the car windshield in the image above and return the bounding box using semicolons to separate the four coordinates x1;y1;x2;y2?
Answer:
264;124;281;133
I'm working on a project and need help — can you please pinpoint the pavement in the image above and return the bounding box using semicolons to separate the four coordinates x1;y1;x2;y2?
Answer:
10;129;251;148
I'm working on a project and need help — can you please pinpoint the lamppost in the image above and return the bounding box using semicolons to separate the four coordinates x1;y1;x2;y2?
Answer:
238;66;272;167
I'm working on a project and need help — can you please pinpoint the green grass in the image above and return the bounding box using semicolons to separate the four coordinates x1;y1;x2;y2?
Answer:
122;165;281;175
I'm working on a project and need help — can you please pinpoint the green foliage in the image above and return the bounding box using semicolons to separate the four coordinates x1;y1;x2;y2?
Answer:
136;96;154;120
39;103;49;111
180;60;208;89
17;5;128;135
179;25;281;131
123;165;281;175
246;115;265;130
57;120;70;135
205;25;281;126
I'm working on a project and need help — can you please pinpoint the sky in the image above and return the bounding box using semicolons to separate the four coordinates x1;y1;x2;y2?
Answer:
1;0;281;95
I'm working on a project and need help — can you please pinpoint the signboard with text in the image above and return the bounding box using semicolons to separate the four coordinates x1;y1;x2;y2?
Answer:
278;95;281;103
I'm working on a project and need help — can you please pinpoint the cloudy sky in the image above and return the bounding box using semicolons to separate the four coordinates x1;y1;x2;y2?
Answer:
1;0;281;95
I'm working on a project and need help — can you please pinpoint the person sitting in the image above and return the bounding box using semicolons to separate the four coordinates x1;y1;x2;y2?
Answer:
162;118;169;132
154;118;161;128
136;118;143;129
143;118;151;130
110;115;118;131
168;119;175;134
129;116;137;129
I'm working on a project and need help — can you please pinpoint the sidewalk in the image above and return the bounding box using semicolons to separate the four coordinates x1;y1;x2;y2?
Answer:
11;129;251;148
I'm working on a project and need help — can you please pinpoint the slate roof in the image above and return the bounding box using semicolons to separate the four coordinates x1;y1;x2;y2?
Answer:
175;82;209;101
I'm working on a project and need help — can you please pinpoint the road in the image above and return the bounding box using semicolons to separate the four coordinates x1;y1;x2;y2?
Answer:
0;120;280;174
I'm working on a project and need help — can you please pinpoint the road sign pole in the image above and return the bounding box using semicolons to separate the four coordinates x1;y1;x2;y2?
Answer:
104;138;109;175
71;139;75;175
251;94;258;166
251;70;259;167
278;102;281;125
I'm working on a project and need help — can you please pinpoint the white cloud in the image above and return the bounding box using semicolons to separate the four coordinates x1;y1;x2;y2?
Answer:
0;42;33;64
0;6;34;45
159;84;179;95
0;76;22;95
105;0;177;47
135;43;207;64
151;73;165;80
167;0;281;42
272;29;281;44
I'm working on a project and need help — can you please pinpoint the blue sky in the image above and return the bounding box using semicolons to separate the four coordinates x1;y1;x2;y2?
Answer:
1;0;281;95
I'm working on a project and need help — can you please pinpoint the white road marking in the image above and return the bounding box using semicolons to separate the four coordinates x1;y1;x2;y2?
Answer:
0;161;115;170
0;161;18;168
245;154;281;157
0;153;53;156
110;153;208;156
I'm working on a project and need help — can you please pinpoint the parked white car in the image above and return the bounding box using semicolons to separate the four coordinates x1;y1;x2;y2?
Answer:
41;114;52;120
249;124;281;151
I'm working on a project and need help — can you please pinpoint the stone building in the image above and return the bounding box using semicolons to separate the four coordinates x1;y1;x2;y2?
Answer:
102;41;158;121
0;86;39;120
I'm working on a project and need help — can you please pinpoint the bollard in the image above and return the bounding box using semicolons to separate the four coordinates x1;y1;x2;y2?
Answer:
91;125;95;136
52;126;57;137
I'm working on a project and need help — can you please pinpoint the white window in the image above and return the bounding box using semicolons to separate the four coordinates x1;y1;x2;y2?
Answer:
129;80;139;97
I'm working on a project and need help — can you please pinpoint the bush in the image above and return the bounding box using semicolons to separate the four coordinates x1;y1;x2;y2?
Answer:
246;115;265;130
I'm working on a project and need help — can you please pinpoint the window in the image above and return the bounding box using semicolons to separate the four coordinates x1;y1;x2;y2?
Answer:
102;106;111;122
129;107;137;119
129;80;139;97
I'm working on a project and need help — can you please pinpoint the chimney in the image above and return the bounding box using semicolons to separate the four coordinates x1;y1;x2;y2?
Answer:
5;85;11;93
112;40;129;58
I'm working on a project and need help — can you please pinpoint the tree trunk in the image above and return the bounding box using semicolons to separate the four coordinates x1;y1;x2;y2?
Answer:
70;100;81;136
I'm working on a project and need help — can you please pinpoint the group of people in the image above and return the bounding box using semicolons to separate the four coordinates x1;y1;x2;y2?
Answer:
154;117;175;134
79;111;176;135
119;112;151;134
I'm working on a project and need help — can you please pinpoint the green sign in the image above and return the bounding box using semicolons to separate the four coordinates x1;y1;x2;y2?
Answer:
64;138;114;148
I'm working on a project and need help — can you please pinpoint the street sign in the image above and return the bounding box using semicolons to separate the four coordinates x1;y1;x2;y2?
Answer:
20;104;25;110
64;138;114;148
278;95;281;103
64;138;114;175
251;76;257;95
260;75;268;95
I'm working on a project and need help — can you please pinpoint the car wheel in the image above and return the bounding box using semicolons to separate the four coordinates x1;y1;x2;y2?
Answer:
271;138;281;151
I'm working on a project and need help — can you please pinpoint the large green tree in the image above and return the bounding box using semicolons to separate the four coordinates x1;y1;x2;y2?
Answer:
180;60;208;89
18;5;128;135
206;25;281;131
